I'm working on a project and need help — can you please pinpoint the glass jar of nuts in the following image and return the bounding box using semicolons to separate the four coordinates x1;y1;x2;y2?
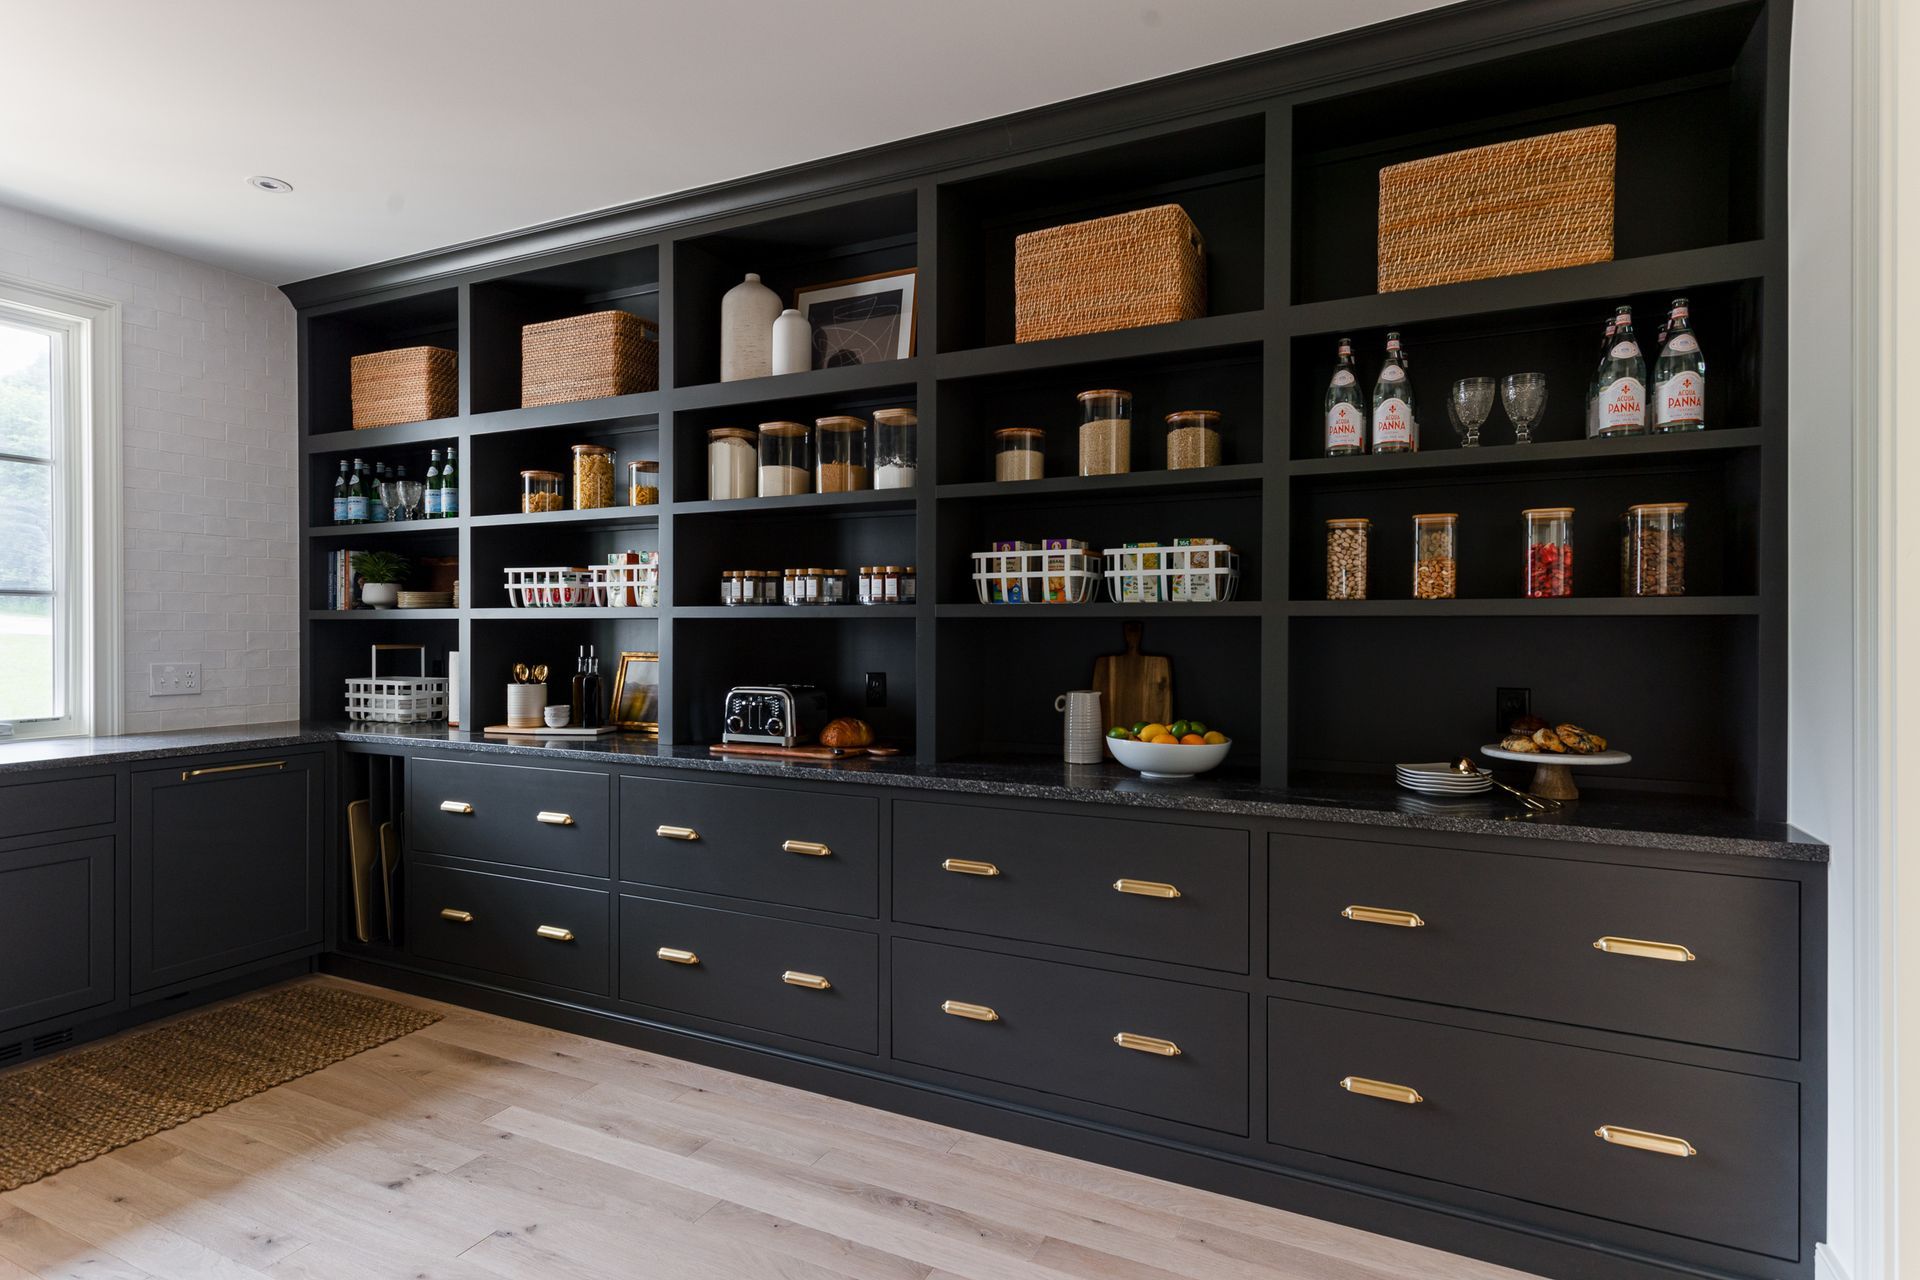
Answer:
1325;518;1370;600
1412;513;1458;600
1621;502;1686;596
572;443;616;509
521;469;564;514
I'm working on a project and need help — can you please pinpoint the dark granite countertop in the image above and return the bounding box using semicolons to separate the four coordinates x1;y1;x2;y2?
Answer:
0;721;1826;862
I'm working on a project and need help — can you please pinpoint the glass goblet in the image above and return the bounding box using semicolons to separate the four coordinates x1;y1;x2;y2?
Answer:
1501;373;1548;446
1449;377;1496;449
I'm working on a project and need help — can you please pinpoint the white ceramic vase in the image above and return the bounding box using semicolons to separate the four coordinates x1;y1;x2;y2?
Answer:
720;273;782;382
771;308;812;376
361;581;397;609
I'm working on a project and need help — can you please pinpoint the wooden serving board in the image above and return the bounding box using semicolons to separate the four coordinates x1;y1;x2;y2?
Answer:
482;723;621;738
709;742;903;762
1091;621;1171;732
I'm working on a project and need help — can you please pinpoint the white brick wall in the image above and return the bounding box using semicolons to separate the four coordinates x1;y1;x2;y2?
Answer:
0;199;298;732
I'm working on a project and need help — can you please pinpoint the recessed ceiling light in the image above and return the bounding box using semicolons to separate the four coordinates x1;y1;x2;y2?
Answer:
247;175;294;193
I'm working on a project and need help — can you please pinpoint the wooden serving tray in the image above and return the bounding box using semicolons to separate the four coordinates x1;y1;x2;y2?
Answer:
709;742;903;762
482;723;620;738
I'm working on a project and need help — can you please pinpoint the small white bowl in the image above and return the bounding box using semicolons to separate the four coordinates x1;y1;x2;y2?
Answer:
1106;734;1231;779
543;705;571;728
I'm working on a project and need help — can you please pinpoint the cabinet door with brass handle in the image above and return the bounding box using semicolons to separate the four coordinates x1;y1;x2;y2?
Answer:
410;757;610;879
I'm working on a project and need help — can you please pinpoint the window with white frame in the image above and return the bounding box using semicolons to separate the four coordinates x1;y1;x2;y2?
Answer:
0;277;119;739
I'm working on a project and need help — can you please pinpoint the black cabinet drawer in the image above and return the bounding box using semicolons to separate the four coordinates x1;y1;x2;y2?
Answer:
1269;834;1800;1058
411;757;610;878
619;896;877;1053
894;800;1247;971
408;863;610;996
892;939;1247;1135
1267;998;1799;1261
620;775;877;917
0;835;115;1031
0;773;114;839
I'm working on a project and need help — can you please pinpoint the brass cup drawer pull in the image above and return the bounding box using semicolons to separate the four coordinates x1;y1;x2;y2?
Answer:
181;759;285;782
1113;878;1181;899
535;925;575;943
782;840;832;857
656;825;700;841
782;970;832;990
1113;1031;1182;1056
942;858;1001;877
941;1000;1000;1022
536;811;575;826
1341;905;1426;928
439;800;474;815
1595;1124;1698;1158
1593;935;1697;962
439;908;474;924
657;947;700;965
1340;1075;1424;1105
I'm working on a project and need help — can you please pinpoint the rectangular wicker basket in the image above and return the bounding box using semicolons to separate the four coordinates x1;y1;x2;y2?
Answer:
1377;124;1616;294
349;346;458;430
1014;204;1206;344
522;310;659;408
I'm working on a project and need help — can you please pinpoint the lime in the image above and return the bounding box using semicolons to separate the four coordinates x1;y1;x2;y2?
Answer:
1169;720;1191;738
1107;726;1134;739
1187;720;1208;734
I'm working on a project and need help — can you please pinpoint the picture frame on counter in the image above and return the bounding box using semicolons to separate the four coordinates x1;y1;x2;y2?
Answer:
611;651;660;735
795;268;917;368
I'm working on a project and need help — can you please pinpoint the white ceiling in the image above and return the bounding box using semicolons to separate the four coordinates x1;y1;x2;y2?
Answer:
0;1;1447;286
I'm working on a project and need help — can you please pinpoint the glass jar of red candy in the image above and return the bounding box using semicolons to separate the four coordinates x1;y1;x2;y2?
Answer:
1523;507;1574;598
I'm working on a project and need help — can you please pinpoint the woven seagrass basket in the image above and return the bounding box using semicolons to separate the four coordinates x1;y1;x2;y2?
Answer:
349;347;457;429
522;310;659;407
1377;124;1616;294
1014;204;1206;343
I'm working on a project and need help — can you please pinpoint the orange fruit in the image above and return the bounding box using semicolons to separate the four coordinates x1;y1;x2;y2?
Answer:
1150;732;1178;744
1180;733;1206;745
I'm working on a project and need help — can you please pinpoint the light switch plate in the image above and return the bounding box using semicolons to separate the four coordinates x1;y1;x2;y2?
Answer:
150;663;201;696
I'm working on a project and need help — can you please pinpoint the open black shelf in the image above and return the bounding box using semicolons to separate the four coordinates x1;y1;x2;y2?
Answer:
467;243;661;415
1287;428;1760;477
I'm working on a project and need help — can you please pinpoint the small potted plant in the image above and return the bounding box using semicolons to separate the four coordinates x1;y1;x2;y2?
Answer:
355;550;410;610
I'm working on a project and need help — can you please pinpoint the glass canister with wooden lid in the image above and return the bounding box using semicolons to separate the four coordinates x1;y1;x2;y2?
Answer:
1077;389;1132;476
872;407;917;489
521;469;564;513
708;427;758;500
758;421;811;496
626;460;659;506
995;428;1045;482
1621;502;1686;596
815;416;871;491
1325;517;1369;600
571;443;616;509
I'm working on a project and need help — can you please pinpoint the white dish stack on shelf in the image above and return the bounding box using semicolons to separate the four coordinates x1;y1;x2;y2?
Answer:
1102;543;1240;604
971;547;1101;605
1396;760;1492;796
344;643;448;724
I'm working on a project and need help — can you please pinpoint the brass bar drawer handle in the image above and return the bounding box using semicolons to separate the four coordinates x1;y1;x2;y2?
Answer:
536;811;575;826
1113;1032;1182;1056
782;970;832;990
942;858;1000;877
1341;905;1426;928
1340;1076;1424;1105
783;840;832;857
1593;936;1697;962
439;908;474;924
181;759;285;782
1113;878;1181;899
657;947;700;965
535;925;574;943
1595;1125;1698;1158
439;800;474;815
941;1000;1000;1022
657;825;700;841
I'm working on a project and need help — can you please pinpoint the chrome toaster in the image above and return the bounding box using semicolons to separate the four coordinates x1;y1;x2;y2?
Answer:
721;684;829;747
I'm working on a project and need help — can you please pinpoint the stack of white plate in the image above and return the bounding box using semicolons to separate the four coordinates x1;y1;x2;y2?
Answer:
1396;761;1492;796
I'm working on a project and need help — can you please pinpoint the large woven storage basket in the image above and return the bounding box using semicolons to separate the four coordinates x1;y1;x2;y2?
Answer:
1014;204;1206;344
349;347;457;429
522;310;659;408
1377;124;1615;294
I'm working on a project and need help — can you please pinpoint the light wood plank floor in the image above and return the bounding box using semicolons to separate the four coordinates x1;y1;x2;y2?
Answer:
0;977;1540;1280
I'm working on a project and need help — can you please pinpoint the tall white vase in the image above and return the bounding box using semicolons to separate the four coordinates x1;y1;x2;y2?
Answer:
720;273;782;382
771;308;812;376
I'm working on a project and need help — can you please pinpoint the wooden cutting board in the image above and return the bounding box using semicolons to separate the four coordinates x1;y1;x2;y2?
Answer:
1091;621;1171;732
709;742;903;762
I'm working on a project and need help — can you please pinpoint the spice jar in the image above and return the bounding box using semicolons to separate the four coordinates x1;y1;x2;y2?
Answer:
627;460;659;506
901;565;917;603
571;444;615;509
521;469;564;514
708;427;758;500
756;421;810;496
815;416;871;492
1077;389;1132;476
1621;502;1686;597
995;428;1045;482
1524;507;1575;598
873;407;918;489
721;569;741;607
1412;514;1458;600
1325;518;1370;601
1165;410;1222;470
822;569;849;605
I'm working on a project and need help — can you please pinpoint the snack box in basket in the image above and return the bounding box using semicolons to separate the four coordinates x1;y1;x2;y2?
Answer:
987;540;1036;603
1043;538;1088;604
1120;541;1162;603
1173;537;1229;602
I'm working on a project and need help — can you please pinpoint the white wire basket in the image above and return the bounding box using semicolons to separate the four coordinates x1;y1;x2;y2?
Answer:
344;644;448;723
593;557;660;608
971;547;1102;605
504;566;597;608
1103;543;1240;604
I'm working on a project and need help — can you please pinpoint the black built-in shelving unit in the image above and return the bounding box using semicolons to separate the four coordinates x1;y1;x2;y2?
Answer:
290;0;1789;817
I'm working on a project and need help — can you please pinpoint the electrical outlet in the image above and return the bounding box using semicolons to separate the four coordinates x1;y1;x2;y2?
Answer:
1495;686;1532;737
865;672;887;708
150;663;202;697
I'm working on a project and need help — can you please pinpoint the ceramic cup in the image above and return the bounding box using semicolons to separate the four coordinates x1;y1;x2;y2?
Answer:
506;682;547;729
1055;689;1105;765
544;705;571;729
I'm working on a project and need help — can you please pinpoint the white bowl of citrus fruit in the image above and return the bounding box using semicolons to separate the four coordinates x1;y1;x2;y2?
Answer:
1105;719;1231;779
